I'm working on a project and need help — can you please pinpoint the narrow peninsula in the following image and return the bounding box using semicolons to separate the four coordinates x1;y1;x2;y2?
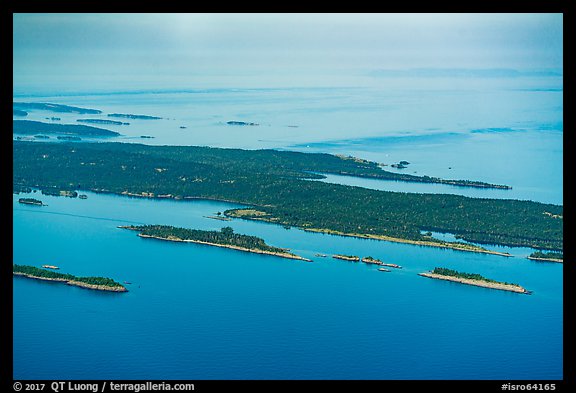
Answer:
13;120;120;137
13;102;102;114
419;267;530;294
120;224;311;261
13;264;127;292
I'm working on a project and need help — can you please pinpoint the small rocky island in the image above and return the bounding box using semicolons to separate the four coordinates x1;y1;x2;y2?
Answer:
18;198;44;206
361;256;402;268
77;119;130;125
419;267;530;294
13;264;127;292
332;254;360;262
227;121;259;126
120;224;311;261
108;113;162;120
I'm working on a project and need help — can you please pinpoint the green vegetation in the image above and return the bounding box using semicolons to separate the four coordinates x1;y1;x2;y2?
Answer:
13;102;102;114
227;121;259;126
124;225;289;254
18;198;43;206
13;120;120;137
13;141;563;251
431;267;518;286
77;119;129;125
13;264;125;289
108;113;161;120
529;251;563;260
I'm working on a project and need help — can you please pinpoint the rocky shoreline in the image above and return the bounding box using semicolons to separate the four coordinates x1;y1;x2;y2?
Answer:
13;272;127;292
135;233;312;262
527;256;563;263
418;272;530;294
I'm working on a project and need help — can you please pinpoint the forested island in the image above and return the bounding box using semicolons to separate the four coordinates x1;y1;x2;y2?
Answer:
120;225;311;261
13;102;102;114
419;267;530;294
108;113;162;120
13;264;127;292
13;120;120;137
18;198;44;206
332;254;360;262
528;251;563;263
13;141;563;253
227;121;259;126
77;119;130;125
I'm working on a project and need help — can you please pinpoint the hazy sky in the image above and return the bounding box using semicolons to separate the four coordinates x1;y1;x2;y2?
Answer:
13;13;563;93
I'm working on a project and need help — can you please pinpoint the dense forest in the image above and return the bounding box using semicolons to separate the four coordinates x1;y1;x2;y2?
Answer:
13;120;120;137
13;141;563;251
431;267;518;286
528;251;563;260
124;225;289;254
13;264;124;288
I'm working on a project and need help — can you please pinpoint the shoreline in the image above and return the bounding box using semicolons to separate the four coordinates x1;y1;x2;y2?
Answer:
224;210;513;257
13;272;127;292
126;230;312;262
527;256;563;263
418;272;530;294
301;228;513;257
14;187;545;258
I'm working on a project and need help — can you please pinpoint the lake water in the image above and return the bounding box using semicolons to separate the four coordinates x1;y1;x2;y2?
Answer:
13;77;563;379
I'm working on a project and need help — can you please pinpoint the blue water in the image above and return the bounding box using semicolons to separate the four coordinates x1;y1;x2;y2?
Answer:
13;79;563;379
13;191;562;380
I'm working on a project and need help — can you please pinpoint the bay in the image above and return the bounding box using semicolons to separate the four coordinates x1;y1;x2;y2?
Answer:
13;77;563;379
13;191;562;380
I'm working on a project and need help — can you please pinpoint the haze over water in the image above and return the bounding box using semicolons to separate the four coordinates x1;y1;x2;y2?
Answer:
13;13;563;380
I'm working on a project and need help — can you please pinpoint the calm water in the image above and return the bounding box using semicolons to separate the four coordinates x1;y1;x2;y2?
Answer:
13;78;563;379
13;191;562;380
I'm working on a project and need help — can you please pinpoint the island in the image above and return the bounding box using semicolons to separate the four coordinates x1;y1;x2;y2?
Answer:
108;113;162;120
227;121;259;126
14;120;120;137
332;254;360;262
419;267;530;294
120;225;312;262
13;102;102;114
77;119;130;125
13;141;563;254
18;198;44;206
361;256;402;268
527;251;563;263
205;215;232;221
13;264;127;292
361;256;383;265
